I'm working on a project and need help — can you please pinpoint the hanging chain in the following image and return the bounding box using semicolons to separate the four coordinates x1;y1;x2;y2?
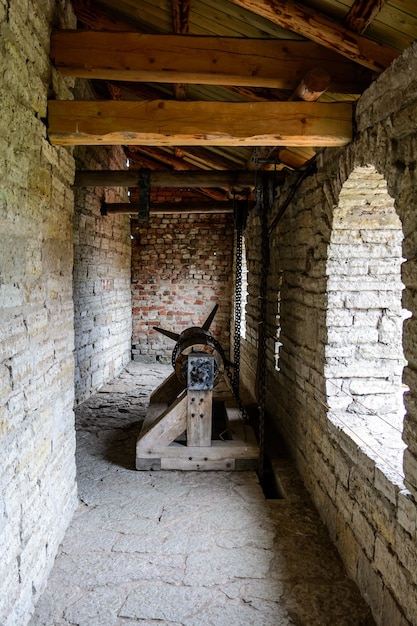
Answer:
224;194;249;427
233;209;243;398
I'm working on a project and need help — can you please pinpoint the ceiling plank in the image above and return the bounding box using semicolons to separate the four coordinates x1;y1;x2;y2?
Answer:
50;31;373;93
127;146;200;171
74;170;266;188
48;100;353;147
226;0;398;72
344;0;388;34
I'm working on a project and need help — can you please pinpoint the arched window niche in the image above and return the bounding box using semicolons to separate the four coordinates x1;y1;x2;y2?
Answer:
325;165;409;485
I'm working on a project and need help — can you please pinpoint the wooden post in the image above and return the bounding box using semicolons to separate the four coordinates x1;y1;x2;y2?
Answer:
186;356;214;447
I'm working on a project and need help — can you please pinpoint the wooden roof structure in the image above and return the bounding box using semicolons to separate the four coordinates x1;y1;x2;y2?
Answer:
48;0;417;212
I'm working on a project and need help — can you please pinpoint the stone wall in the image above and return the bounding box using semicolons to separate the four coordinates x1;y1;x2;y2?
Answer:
240;43;417;626
0;2;78;624
131;213;234;361
73;143;132;404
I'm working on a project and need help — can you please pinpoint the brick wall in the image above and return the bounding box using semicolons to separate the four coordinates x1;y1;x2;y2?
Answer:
131;213;234;362
240;42;417;626
73;139;132;403
0;2;78;624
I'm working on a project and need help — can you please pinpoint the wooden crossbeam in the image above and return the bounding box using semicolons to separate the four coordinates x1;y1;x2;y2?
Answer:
50;32;372;93
47;100;352;147
345;0;388;34
227;0;398;72
74;170;263;188
102;201;236;215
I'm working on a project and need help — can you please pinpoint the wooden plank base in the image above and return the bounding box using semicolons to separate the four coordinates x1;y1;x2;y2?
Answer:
136;386;259;471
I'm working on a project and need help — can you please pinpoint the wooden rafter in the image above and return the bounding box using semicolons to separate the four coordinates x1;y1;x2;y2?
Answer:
51;31;373;93
125;149;167;171
66;4;290;103
127;146;200;171
171;0;190;100
176;147;246;171
172;0;190;33
48;100;352;147
344;0;388;35
70;0;133;30
226;0;398;72
126;147;234;201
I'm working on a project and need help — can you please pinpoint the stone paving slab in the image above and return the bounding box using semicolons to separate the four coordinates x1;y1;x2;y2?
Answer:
29;362;375;626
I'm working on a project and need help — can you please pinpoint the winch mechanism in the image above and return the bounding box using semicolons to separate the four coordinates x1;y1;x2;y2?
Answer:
136;305;259;471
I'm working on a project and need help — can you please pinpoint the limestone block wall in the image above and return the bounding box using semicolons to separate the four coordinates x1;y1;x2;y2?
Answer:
0;2;78;624
131;213;234;361
73;143;132;404
240;43;417;626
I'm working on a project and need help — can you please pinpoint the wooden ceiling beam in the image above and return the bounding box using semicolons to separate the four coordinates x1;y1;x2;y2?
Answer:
74;170;264;188
48;100;352;147
345;0;388;35
226;0;398;72
102;201;236;215
50;31;372;93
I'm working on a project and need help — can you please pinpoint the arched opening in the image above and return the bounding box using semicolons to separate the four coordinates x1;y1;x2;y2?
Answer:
325;166;408;482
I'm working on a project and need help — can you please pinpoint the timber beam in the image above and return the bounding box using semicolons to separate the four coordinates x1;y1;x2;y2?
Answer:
101;201;239;215
50;31;373;93
227;0;398;72
74;170;266;188
48;100;353;147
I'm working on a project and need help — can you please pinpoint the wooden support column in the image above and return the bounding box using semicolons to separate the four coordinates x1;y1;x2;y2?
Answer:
187;392;212;447
186;356;214;447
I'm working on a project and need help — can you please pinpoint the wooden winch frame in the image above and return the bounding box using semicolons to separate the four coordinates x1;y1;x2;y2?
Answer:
136;311;259;471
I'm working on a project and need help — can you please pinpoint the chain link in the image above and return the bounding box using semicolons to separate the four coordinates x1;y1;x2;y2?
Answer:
233;218;243;397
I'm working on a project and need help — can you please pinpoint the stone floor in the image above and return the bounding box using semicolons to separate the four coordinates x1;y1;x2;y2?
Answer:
30;362;375;626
